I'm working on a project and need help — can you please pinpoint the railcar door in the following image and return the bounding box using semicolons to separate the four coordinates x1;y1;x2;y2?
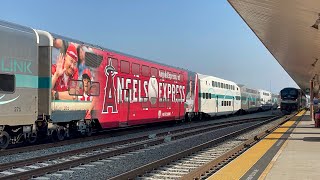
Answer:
119;89;130;127
216;96;219;115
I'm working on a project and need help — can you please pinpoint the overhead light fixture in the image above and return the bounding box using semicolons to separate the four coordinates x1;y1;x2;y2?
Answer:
311;13;320;30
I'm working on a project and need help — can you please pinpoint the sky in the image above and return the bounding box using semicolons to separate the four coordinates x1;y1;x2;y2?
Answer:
0;0;298;94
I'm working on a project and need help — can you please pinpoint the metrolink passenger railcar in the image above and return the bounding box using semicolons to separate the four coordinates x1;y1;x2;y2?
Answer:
0;20;277;149
238;85;261;113
198;74;241;118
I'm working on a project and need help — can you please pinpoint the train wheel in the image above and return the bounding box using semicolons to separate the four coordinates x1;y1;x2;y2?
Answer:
86;124;92;137
199;113;203;121
55;126;65;141
27;132;37;144
0;131;10;150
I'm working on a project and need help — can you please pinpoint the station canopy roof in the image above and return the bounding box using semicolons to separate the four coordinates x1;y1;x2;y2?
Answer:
228;0;320;94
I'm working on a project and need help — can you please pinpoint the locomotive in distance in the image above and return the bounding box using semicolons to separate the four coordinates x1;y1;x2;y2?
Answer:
0;19;280;149
280;87;306;114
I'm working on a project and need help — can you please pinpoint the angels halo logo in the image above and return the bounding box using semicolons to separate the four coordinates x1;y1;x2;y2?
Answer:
148;76;158;105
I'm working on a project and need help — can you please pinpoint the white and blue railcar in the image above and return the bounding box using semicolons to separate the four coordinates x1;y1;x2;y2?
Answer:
258;89;272;111
198;74;241;117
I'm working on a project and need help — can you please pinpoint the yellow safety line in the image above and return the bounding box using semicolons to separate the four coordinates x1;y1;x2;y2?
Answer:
258;138;290;180
208;110;305;180
258;111;305;180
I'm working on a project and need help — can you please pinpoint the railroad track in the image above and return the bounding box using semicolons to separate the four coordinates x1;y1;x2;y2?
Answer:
0;114;271;156
0;122;175;156
110;114;290;180
0;116;274;180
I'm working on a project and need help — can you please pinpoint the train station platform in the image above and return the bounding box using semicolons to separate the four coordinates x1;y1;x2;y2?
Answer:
208;110;320;180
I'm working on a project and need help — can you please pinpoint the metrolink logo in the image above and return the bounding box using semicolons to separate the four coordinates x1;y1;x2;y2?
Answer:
0;58;32;74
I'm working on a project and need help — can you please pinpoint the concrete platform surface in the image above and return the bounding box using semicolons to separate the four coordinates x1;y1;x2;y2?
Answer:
263;111;320;180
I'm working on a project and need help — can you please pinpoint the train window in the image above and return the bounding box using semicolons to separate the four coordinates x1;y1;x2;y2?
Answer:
229;101;231;106
109;58;118;71
159;69;165;79
172;72;178;81
221;101;223;106
120;60;130;74
206;93;209;99
142;65;150;76
85;52;103;68
212;81;214;87
179;74;184;81
218;82;220;88
215;82;217;87
209;93;211;99
0;74;15;93
221;83;224;88
151;67;158;77
132;63;140;75
202;93;205;99
235;96;240;100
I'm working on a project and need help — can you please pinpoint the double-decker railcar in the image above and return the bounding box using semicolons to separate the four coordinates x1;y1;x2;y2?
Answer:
198;74;241;118
258;89;273;111
238;85;261;113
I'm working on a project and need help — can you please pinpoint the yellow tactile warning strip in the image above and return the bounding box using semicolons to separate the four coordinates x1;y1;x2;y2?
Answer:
208;110;305;180
257;137;290;180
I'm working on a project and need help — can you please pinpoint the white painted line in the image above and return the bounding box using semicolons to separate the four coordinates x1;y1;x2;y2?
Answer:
246;169;259;180
276;140;284;147
99;159;113;162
